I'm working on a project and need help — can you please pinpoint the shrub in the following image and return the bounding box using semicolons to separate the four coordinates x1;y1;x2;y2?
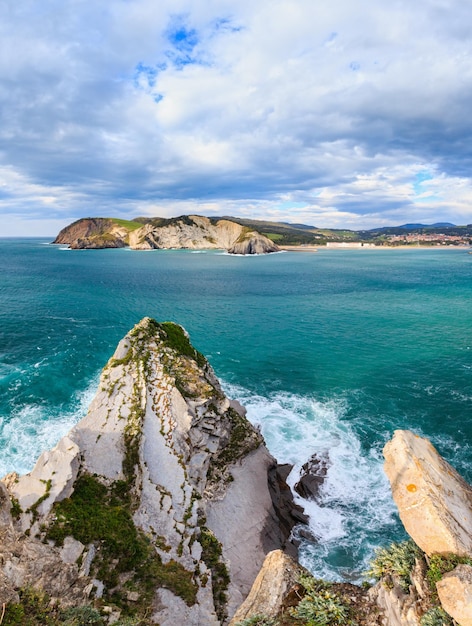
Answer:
426;553;472;593
420;606;453;626
366;540;421;592
61;606;105;625
290;575;355;626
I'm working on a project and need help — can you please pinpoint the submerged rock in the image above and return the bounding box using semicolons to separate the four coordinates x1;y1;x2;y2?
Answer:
383;430;472;557
1;317;300;624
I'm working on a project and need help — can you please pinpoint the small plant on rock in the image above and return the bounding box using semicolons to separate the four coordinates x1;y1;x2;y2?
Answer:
419;606;453;626
290;574;356;626
366;539;421;592
426;553;472;594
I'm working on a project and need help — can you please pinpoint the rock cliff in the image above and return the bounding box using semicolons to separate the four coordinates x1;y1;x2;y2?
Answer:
0;318;298;624
54;215;280;255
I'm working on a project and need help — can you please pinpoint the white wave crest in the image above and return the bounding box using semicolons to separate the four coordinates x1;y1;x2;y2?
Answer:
0;375;98;477
222;382;399;581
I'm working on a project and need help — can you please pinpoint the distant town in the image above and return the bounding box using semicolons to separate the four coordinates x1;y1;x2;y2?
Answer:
223;218;472;247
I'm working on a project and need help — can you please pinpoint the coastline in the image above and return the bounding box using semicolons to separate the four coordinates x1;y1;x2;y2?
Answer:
280;244;471;251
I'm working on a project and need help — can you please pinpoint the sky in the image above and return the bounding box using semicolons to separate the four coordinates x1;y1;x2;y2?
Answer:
2;0;472;236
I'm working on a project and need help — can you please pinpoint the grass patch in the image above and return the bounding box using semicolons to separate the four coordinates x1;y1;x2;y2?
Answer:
46;474;197;611
111;219;143;232
200;526;230;622
160;322;206;368
419;606;453;626
263;233;283;242
426;553;472;595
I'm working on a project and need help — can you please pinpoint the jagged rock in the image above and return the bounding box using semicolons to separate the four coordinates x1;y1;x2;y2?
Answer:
369;582;421;626
383;430;472;556
268;463;309;556
227;231;280;254
437;564;472;625
0;526;88;606
293;452;330;501
0;481;12;527
1;317;299;623
368;557;428;626
228;549;306;625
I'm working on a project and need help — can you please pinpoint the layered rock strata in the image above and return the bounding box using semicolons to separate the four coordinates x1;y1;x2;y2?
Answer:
1;318;298;624
54;215;280;255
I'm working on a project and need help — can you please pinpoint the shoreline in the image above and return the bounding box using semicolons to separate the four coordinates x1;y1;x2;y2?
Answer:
280;244;471;252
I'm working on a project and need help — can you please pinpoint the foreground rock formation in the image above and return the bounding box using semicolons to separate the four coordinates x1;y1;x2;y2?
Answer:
367;430;472;626
0;318;298;624
384;429;472;557
54;215;280;255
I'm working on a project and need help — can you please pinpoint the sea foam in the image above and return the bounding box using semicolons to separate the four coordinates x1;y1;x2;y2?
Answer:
0;375;98;477
223;382;401;582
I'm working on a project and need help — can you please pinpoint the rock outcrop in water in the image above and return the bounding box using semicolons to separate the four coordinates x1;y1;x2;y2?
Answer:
54;215;280;255
0;318;298;624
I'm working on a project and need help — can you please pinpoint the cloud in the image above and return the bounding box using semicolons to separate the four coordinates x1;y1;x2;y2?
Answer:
1;0;472;234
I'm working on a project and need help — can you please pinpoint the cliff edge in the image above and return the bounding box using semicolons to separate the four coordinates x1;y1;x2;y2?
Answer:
0;318;299;624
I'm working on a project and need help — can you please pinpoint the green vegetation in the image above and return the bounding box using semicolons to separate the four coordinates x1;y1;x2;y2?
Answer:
263;233;284;242
47;474;197;614
199;526;230;622
207;407;263;484
10;495;22;519
366;539;421;592
160;322;207;368
111;218;143;232
419;606;453;626
289;575;357;625
426;553;472;595
28;478;52;521
3;588;146;625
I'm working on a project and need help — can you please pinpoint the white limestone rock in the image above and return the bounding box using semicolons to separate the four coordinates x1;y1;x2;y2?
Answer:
0;317;295;623
383;430;472;556
229;550;306;625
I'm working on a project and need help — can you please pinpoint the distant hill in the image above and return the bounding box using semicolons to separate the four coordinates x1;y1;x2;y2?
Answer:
53;216;472;249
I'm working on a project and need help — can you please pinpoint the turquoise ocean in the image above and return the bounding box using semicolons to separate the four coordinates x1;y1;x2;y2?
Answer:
1;239;472;582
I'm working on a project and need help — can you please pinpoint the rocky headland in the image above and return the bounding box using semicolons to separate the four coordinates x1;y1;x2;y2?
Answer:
2;322;472;625
53;216;280;255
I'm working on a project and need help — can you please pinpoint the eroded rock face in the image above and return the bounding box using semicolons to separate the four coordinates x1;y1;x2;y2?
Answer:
437;564;472;626
226;231;280;255
383;430;472;557
1;318;297;623
54;215;280;254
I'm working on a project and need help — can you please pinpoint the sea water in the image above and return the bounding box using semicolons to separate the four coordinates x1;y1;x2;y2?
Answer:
1;238;471;581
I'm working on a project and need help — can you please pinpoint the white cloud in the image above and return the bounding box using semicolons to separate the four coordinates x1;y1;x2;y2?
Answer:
1;0;472;234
